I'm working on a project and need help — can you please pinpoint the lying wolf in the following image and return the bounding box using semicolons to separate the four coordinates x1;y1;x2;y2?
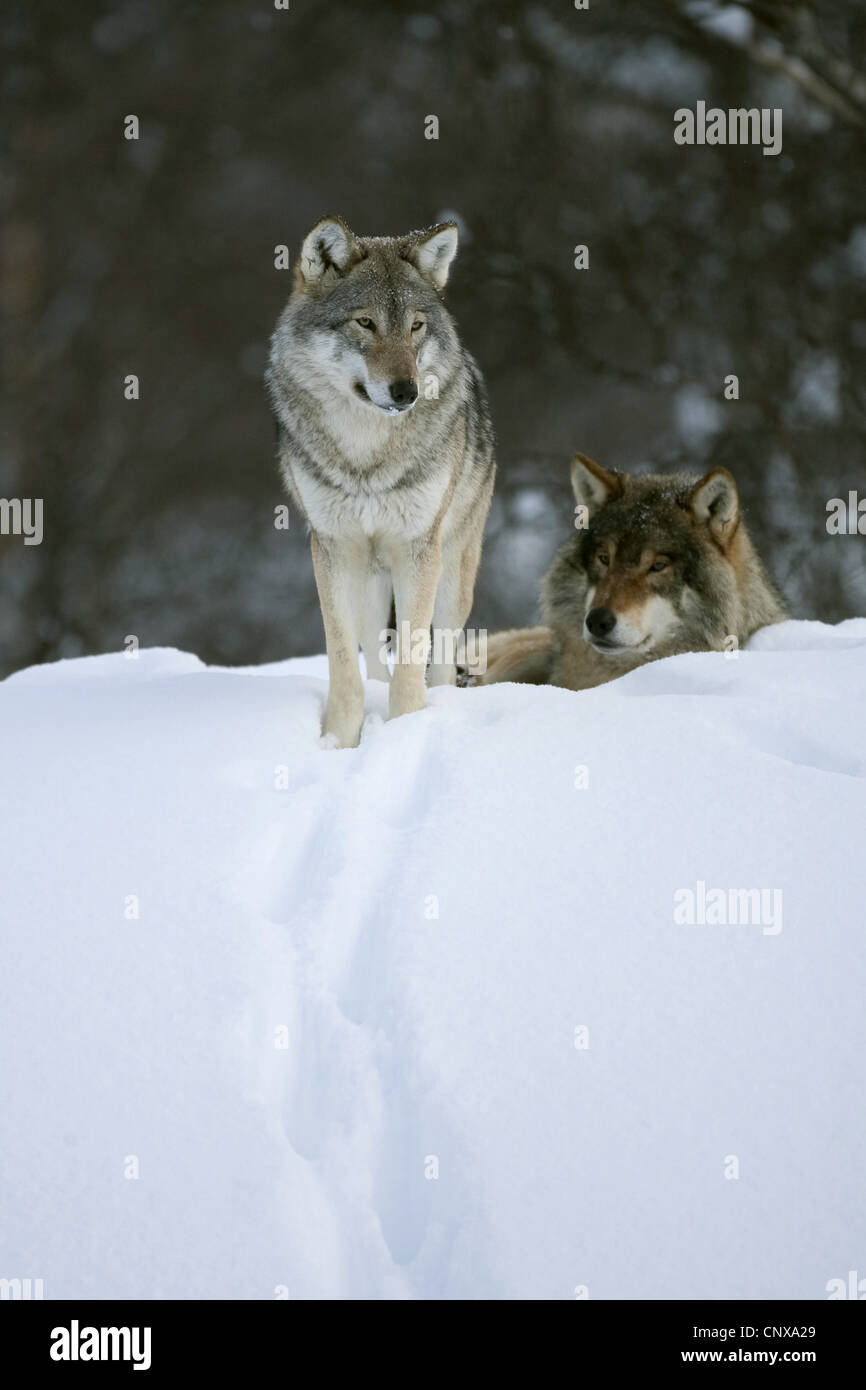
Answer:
478;454;787;689
266;215;495;747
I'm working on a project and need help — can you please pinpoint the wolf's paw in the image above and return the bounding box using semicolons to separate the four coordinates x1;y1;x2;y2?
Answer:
388;677;427;721
322;703;364;749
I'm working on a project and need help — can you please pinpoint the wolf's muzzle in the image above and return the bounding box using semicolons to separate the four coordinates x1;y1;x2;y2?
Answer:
389;379;418;410
585;606;616;640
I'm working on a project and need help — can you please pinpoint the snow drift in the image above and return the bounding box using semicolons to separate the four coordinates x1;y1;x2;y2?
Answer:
1;619;865;1299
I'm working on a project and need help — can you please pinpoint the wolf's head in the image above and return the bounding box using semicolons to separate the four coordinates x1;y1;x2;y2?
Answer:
277;214;462;415
545;454;772;660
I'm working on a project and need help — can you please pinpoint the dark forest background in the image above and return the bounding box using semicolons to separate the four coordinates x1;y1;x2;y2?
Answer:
2;0;865;677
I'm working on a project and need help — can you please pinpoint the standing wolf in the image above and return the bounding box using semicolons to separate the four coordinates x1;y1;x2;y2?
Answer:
478;454;787;689
266;215;495;747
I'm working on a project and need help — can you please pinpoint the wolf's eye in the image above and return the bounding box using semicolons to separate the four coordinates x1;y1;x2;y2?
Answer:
411;320;425;333
354;316;375;331
598;552;610;567
650;558;669;573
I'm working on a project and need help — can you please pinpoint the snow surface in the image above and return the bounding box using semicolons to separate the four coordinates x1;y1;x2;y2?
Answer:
2;620;865;1300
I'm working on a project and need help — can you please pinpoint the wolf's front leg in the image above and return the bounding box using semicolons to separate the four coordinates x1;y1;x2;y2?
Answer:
388;536;442;720
428;527;485;686
310;532;364;748
359;568;393;683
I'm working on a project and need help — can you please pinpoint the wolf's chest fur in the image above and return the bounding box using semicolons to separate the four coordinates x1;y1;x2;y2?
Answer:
277;382;465;544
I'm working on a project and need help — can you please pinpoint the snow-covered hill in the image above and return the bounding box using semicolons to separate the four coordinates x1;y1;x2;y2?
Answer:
2;620;865;1299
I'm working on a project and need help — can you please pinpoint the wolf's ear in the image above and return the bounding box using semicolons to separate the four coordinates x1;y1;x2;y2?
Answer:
407;223;459;290
688;468;739;546
570;454;623;513
298;215;362;285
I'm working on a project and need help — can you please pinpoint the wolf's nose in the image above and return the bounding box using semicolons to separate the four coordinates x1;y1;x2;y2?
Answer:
389;379;418;408
586;607;616;639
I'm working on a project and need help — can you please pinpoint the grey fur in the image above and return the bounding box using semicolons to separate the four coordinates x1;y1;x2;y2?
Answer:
479;458;788;691
266;216;495;746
